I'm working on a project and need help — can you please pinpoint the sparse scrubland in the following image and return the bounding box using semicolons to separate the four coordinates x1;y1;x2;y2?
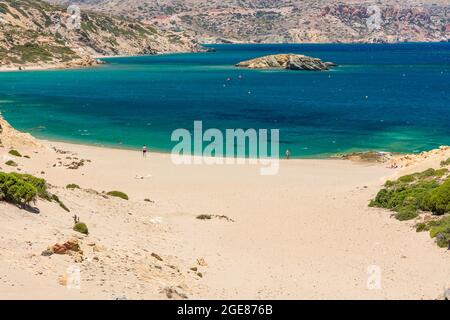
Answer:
0;0;203;70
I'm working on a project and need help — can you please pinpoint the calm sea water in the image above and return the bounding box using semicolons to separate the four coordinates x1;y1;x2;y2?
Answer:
0;43;449;157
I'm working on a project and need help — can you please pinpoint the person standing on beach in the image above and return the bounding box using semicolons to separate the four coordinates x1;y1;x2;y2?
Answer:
285;149;291;160
142;145;147;158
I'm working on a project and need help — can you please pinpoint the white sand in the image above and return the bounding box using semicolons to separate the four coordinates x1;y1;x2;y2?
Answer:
0;118;449;300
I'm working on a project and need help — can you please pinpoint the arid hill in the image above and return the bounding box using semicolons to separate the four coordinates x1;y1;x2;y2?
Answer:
0;0;203;69
48;0;450;44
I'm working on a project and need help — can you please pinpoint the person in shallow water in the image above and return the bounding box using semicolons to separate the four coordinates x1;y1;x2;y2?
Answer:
142;145;147;157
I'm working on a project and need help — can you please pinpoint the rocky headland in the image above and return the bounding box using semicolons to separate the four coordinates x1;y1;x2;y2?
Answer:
0;0;204;71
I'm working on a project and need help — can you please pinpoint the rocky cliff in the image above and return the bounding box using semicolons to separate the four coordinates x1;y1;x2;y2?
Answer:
0;0;203;70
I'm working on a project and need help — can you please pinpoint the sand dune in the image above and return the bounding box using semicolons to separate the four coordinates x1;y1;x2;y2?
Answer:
0;117;449;299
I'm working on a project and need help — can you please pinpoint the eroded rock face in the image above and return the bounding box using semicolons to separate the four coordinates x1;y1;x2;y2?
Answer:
236;54;335;71
0;0;203;70
57;1;449;44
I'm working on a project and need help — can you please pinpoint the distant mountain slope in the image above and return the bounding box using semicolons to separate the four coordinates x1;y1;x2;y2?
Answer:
0;0;203;69
50;0;449;43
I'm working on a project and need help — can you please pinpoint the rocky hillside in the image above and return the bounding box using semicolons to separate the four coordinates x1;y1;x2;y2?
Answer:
0;0;203;69
49;0;449;44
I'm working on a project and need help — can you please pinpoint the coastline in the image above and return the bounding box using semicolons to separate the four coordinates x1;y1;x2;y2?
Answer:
2;41;448;73
0;52;191;73
1;128;410;161
0;47;207;73
0;117;449;299
0;113;440;161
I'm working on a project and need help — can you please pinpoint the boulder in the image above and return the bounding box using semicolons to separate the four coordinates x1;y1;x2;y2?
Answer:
51;239;81;255
236;54;335;71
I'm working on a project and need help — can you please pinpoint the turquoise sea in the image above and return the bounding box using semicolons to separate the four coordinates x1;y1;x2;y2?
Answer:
0;43;449;157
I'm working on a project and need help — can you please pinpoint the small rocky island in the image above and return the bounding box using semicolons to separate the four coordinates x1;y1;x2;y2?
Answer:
236;54;336;71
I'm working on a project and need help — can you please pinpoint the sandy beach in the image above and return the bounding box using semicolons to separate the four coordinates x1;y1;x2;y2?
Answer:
0;117;449;300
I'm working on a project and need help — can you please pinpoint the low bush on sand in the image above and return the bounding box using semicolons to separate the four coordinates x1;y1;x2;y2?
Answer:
422;179;450;215
73;222;89;235
0;172;69;211
5;160;18;167
106;190;129;200
0;172;37;204
416;216;450;248
8;149;22;157
441;157;450;167
11;173;50;200
51;194;70;212
66;184;80;189
371;167;450;248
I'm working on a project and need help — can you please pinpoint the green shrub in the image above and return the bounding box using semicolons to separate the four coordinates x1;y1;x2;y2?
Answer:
369;188;391;208
415;222;428;232
434;168;449;177
398;174;415;183
0;172;37;204
427;216;450;238
66;184;80;189
421;216;450;247
8;150;22;157
376;170;450;248
423;179;450;215
11;174;71;211
384;180;397;188
440;157;450;167
416;168;438;179
411;216;450;247
435;234;449;248
73;222;89;235
395;205;419;221
370;169;450;221
107;190;129;200
0;170;73;211
11;173;50;200
5;160;18;167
